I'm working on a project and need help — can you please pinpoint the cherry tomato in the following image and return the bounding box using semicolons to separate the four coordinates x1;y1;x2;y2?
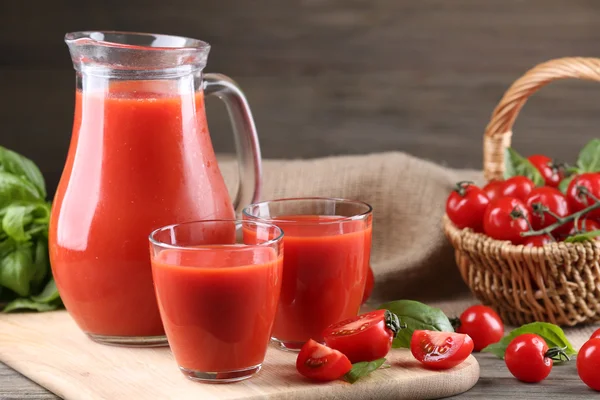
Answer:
525;187;570;234
577;338;600;391
483;197;532;244
567;173;600;219
523;235;554;247
528;155;563;188
446;182;489;232
362;265;374;304
505;334;554;383
482;180;504;202
456;305;504;352
323;309;401;363
501;176;535;201
567;218;600;240
590;328;600;340
296;339;352;381
410;330;474;370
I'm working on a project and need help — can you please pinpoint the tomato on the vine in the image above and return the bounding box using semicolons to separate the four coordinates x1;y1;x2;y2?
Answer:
362;265;374;304
566;173;600;219
483;197;532;244
505;333;565;383
323;309;401;363
525;187;570;234
523;235;554;247
446;182;489;232
501;176;535;201
568;218;600;239
455;305;504;352
577;338;600;391
410;330;474;370
528;154;563;188
296;339;352;381
482;180;504;202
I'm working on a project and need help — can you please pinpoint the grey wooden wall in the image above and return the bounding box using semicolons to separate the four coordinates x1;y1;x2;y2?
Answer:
2;0;600;197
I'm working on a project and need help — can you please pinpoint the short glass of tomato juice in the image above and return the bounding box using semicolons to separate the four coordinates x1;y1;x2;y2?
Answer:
149;220;283;383
243;198;373;351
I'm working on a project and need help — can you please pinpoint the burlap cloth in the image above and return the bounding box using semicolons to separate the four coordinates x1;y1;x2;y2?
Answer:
219;152;598;348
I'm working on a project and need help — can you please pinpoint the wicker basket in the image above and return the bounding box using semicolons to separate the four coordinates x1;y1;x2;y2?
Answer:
443;57;600;327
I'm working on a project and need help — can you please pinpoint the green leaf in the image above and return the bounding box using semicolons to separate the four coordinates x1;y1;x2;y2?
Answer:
558;176;575;194
31;278;59;303
482;322;577;362
0;245;34;296
344;358;386;384
379;300;454;348
2;204;34;242
0;146;46;198
504;148;545;186
30;238;49;288
576;139;600;173
564;230;600;243
2;298;58;313
0;172;41;209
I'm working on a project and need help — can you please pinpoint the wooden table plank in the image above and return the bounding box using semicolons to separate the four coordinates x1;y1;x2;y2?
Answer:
2;353;597;399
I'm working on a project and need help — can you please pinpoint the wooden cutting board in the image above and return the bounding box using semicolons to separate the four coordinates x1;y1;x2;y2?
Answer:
0;311;479;400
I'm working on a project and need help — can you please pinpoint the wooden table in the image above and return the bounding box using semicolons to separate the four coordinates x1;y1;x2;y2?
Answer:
0;353;596;399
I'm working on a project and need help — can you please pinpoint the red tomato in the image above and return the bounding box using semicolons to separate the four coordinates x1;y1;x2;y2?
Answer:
525;187;570;234
590;328;600;340
505;334;554;383
482;180;504;202
523;235;554;247
410;330;474;370
567;173;600;219
296;339;352;382
528;155;563;188
568;218;600;240
323;310;400;363
362;265;374;304
577;338;600;391
501;176;535;201
446;182;489;232
456;305;504;352
483;197;532;244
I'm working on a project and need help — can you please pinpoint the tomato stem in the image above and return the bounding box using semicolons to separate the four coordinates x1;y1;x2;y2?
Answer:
454;181;474;197
449;317;461;330
384;310;405;338
545;346;570;363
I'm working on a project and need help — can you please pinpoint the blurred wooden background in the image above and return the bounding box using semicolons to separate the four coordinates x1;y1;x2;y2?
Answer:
2;0;600;197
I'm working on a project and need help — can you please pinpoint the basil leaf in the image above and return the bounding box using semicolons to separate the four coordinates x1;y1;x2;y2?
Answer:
379;300;454;348
2;204;34;242
344;358;386;384
564;230;600;243
0;146;46;198
0;172;41;209
0;245;34;297
2;298;58;313
558;176;575;194
504;148;545;186
31;278;59;304
576;139;600;173
482;322;577;362
30;238;49;288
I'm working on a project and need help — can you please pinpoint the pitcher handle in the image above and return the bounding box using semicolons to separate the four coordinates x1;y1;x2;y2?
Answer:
204;73;262;212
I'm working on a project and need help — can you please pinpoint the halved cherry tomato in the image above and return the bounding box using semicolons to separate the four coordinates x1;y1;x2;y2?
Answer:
525;187;570;234
446;182;489;232
483;197;532;244
410;330;474;370
362;265;374;304
591;328;600;340
505;333;556;383
523;235;554;247
482;180;504;202
296;339;352;382
501;176;535;201
323;310;401;363
456;305;504;352
566;173;600;219
528;155;563;188
577;338;600;391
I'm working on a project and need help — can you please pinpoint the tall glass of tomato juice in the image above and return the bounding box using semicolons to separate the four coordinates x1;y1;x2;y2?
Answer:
243;198;373;351
149;220;283;383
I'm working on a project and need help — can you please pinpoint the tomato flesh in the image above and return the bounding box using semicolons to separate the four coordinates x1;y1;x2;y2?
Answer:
505;333;552;383
296;339;352;382
456;305;504;352
323;309;394;363
410;330;474;370
578;338;600;391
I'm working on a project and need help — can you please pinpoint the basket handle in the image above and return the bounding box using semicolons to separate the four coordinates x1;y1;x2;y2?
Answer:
483;57;600;181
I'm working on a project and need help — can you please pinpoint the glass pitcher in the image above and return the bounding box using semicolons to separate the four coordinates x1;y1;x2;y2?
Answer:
49;31;261;346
